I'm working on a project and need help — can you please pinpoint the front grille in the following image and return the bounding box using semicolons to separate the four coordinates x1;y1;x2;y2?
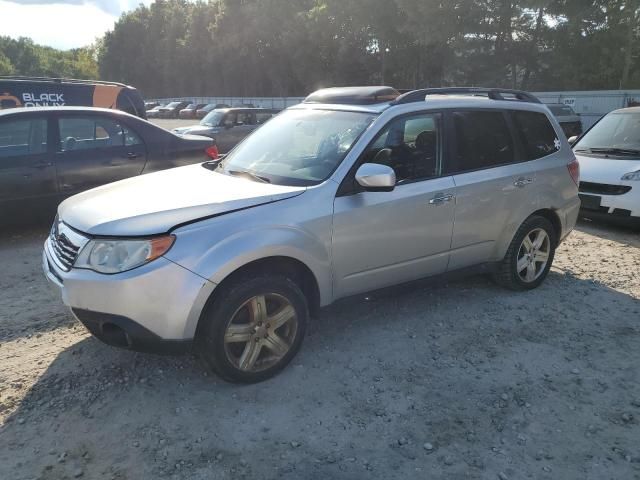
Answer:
579;182;632;196
49;218;86;271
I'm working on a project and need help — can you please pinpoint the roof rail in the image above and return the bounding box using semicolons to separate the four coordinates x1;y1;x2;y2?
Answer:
392;87;542;105
0;76;130;88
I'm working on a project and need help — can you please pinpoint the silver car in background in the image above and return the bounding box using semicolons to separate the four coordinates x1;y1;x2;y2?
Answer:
43;87;581;383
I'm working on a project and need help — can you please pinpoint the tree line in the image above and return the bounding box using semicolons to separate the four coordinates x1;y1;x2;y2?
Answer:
2;1;640;98
0;36;98;80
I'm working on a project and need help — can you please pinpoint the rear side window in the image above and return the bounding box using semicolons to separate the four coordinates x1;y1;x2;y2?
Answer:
58;116;141;152
0;119;47;158
513;111;560;160
256;112;274;124
452;111;515;172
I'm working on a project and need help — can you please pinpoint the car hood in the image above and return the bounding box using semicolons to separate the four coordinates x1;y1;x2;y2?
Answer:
576;153;640;184
173;125;216;135
59;164;306;236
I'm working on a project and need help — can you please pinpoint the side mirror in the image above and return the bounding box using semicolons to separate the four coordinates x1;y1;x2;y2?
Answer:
223;119;234;129
355;162;396;192
567;135;578;146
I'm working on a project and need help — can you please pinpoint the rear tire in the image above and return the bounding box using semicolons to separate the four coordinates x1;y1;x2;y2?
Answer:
493;215;557;291
196;274;308;383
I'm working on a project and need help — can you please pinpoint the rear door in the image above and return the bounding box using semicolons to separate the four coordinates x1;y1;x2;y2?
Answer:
0;114;58;220
446;109;546;270
54;113;147;196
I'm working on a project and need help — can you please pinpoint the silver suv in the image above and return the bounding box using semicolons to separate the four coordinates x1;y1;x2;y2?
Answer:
43;87;581;383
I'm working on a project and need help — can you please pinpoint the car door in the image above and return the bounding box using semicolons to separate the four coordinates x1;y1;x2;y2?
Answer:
54;113;147;196
0;113;58;221
231;110;258;145
215;112;238;153
446;109;541;270
332;112;456;298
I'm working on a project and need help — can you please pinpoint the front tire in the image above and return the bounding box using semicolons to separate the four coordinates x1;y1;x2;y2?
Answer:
196;275;308;383
493;215;557;291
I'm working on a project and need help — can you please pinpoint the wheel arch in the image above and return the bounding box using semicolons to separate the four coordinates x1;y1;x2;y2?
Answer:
529;208;562;246
194;255;322;338
495;207;563;261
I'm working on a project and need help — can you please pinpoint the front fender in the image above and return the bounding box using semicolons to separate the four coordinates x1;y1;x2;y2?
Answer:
166;223;333;306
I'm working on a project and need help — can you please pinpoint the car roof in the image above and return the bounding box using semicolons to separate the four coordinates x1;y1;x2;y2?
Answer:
611;106;640;114
290;95;552;115
0;106;135;117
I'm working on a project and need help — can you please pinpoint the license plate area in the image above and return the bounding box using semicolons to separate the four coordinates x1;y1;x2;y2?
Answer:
579;194;602;211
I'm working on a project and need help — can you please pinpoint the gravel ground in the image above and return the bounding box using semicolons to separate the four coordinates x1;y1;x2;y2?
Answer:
0;220;639;480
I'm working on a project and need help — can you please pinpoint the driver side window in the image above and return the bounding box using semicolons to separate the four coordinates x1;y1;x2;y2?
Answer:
360;112;442;184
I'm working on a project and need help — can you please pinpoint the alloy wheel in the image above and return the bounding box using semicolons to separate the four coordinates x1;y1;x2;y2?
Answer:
223;293;298;373
517;228;551;283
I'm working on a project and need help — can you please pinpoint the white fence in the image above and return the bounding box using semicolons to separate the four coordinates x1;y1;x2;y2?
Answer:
150;96;305;110
152;90;640;129
533;90;640;129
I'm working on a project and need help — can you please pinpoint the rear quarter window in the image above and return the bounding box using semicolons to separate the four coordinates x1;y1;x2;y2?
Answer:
512;111;560;160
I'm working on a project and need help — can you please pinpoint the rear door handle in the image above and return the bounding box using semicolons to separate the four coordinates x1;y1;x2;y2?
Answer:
125;152;140;159
429;193;455;205
31;161;53;170
514;177;534;188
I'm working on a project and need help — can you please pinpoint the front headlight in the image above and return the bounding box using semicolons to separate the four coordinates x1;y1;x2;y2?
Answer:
621;170;640;181
74;235;175;274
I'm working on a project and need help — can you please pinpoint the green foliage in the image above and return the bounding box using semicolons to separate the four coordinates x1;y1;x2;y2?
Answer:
0;36;98;79
7;0;640;95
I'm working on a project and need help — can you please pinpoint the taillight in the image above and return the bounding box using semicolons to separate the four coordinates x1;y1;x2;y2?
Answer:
206;145;219;160
567;156;580;186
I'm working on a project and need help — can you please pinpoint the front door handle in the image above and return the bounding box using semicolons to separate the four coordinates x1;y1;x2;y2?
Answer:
429;193;455;205
125;152;140;159
514;177;534;188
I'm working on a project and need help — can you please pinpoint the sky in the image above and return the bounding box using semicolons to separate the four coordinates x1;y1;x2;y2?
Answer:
1;0;155;50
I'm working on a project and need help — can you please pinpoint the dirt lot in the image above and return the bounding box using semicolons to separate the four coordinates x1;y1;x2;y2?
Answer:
0;220;639;480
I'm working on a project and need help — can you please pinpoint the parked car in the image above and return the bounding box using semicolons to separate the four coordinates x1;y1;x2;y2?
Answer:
0;106;217;224
0;76;147;119
145;104;166;118
145;101;160;110
196;103;231;119
572;106;640;227
179;103;207;119
173;107;279;153
155;101;190;119
43;87;580;383
547;103;583;138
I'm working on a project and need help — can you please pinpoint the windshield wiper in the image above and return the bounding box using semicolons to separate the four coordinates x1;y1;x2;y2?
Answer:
577;147;640;156
228;169;271;183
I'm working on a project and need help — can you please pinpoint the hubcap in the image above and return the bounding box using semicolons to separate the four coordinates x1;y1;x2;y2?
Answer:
517;228;551;283
223;293;297;373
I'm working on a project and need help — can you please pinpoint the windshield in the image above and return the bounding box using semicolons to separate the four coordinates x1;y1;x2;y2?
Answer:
217;109;376;186
549;105;575;116
165;102;181;108
201;111;225;127
575;112;640;153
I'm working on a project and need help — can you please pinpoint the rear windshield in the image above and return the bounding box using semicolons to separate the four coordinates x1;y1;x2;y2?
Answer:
548;105;576;116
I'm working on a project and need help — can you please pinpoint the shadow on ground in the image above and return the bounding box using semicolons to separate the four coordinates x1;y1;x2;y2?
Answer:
1;270;639;480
